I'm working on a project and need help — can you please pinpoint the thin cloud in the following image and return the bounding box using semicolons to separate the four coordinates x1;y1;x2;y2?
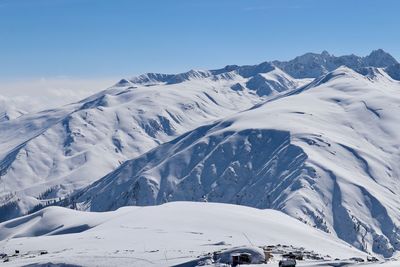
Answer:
0;76;118;112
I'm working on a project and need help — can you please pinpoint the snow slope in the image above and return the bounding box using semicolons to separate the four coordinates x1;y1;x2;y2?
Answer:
0;202;367;266
0;65;308;221
73;66;400;257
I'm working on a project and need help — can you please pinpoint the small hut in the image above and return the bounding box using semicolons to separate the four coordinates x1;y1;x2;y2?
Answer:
231;252;252;266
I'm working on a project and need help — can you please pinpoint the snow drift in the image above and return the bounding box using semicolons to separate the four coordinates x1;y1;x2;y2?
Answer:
0;202;366;266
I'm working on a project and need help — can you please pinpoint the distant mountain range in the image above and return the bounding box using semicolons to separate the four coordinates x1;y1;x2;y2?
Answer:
1;50;400;257
118;49;398;86
273;49;398;78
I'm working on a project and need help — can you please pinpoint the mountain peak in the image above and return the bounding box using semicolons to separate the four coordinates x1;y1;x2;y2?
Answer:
321;50;330;57
364;49;398;67
273;49;398;78
369;48;388;56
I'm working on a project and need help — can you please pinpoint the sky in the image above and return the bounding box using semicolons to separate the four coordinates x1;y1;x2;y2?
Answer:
0;0;399;100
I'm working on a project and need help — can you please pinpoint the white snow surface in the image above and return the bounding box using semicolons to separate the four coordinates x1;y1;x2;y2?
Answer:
0;202;367;266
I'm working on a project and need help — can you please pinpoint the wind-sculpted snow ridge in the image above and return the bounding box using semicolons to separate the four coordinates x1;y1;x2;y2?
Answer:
0;202;367;266
0;64;308;222
73;66;400;257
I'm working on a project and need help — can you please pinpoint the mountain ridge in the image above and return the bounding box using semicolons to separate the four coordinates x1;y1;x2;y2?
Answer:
0;62;310;222
119;49;399;87
1;50;400;258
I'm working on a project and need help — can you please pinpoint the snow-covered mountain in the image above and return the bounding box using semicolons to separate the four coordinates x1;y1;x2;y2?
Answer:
126;50;398;86
72;66;400;257
0;64;309;222
1;50;400;259
273;49;398;78
121;61;312;94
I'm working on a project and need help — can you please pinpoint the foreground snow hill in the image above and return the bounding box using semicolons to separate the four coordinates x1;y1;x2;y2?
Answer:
0;63;310;221
73;66;400;257
0;202;368;266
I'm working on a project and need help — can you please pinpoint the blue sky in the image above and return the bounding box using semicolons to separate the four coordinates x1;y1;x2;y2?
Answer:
1;0;399;81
